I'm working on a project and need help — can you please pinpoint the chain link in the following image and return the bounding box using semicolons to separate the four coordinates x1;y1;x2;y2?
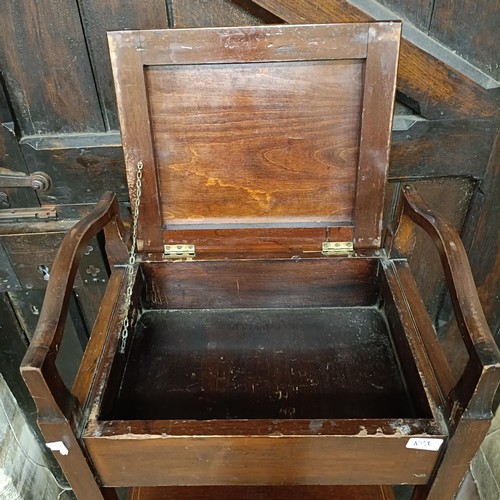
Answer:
120;161;143;353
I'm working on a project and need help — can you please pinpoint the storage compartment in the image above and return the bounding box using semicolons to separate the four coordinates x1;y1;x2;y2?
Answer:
101;258;430;421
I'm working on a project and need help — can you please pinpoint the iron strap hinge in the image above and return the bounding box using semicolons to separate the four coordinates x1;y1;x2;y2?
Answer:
321;241;354;256
163;244;196;260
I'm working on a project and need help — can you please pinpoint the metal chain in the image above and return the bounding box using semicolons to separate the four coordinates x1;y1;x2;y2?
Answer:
120;161;143;354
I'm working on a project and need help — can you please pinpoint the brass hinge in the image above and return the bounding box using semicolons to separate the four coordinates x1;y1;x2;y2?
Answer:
163;244;196;260
322;241;354;256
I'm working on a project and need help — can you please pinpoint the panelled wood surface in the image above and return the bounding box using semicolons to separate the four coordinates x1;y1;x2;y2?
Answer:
77;0;169;130
0;293;34;420
8;289;87;388
110;24;399;252
0;0;104;135
0;125;39;209
377;0;433;31
20;139;129;205
437;134;500;370
430;0;500;82
169;0;281;28
146;59;363;229
0;82;39;209
1;232;65;290
374;0;500;83
407;178;474;321
389;119;497;181
465;132;500;336
250;0;499;119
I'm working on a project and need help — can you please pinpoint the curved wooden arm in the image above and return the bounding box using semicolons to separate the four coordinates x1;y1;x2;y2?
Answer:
20;192;127;420
394;185;500;416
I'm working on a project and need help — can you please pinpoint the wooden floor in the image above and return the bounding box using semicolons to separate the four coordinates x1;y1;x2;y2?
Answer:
128;485;396;499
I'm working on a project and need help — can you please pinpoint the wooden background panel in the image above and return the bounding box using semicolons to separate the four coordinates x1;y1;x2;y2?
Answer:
77;0;169;130
0;125;40;209
377;0;433;31
465;133;500;337
0;293;38;432
0;233;66;290
430;0;500;81
0;242;22;293
20;142;128;205
250;0;499;120
169;0;281;28
0;83;39;209
407;177;475;322
388;119;497;180
0;0;104;135
373;0;500;90
8;289;87;385
0;82;12;122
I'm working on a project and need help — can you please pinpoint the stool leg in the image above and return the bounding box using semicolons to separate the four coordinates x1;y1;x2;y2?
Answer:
412;419;490;500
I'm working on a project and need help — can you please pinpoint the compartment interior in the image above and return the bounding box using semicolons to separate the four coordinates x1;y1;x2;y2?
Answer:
100;258;431;421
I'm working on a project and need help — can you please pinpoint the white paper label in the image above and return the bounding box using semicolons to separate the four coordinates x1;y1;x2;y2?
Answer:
406;437;443;451
46;441;69;455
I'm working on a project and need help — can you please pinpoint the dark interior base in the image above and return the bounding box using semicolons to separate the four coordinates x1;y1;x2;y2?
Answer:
107;306;416;420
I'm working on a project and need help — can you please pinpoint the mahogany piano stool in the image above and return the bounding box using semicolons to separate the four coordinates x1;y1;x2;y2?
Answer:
21;22;500;500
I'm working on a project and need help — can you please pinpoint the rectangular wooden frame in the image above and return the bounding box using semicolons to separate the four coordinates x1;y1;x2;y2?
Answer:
108;23;400;253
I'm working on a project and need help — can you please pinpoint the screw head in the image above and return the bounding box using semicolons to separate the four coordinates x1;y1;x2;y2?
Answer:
30;172;52;191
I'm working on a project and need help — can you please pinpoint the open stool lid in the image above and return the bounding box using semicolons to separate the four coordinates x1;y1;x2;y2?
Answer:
108;23;401;256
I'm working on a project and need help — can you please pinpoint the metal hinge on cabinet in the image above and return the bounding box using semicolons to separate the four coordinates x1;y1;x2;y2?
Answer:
321;241;354;256
0;206;57;223
163;244;196;260
0;167;52;190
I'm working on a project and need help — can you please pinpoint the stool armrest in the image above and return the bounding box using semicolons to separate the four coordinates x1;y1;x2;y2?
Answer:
393;185;500;418
20;192;127;421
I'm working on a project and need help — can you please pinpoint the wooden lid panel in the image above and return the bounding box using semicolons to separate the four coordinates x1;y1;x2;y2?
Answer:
146;60;363;230
109;23;401;253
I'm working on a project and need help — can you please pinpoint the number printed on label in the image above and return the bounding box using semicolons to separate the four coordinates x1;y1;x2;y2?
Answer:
406;438;443;451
